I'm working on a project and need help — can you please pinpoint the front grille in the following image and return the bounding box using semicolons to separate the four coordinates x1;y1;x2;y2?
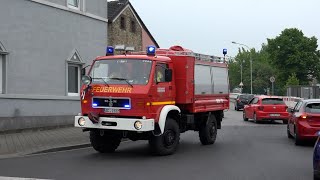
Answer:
92;97;131;109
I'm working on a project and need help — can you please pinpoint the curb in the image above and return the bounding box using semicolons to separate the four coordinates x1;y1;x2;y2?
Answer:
30;143;92;155
0;125;74;135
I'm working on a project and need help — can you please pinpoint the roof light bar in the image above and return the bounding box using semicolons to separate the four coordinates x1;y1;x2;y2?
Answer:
106;46;114;56
147;45;156;55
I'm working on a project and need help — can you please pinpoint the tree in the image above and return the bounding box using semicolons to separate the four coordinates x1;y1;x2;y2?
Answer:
229;47;275;94
228;48;251;93
266;28;320;87
286;73;300;87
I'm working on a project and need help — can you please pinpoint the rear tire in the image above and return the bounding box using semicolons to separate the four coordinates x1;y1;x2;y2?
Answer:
199;113;217;145
149;118;180;156
287;124;293;139
90;130;122;153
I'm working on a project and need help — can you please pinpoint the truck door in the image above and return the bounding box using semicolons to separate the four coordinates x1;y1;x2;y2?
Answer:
151;63;174;106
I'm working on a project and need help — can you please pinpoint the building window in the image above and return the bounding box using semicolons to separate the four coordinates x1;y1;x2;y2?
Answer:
66;49;84;96
68;64;80;96
67;0;80;9
0;55;3;94
120;16;126;30
0;41;8;94
131;20;136;33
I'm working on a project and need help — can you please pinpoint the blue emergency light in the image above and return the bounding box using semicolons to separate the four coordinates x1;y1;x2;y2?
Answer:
92;103;98;107
106;46;114;56
124;104;130;108
147;45;156;55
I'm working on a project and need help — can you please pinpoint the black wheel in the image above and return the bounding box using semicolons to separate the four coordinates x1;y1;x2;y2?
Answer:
283;120;288;124
149;118;180;156
90;130;122;153
294;126;303;146
199;113;217;145
314;172;320;180
235;104;239;111
254;113;258;123
243;111;248;121
287;124;293;139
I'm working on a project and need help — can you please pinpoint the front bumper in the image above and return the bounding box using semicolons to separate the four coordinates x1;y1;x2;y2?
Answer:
75;116;155;132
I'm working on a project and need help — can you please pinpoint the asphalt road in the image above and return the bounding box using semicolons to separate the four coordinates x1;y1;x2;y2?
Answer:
0;107;315;180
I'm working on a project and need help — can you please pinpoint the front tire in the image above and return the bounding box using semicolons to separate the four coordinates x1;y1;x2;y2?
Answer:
90;130;122;153
199;113;217;145
243;111;248;121
254;113;259;123
149;118;180;156
314;172;320;180
294;126;303;146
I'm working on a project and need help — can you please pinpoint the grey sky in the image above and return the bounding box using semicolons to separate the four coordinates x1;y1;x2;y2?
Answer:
130;0;320;57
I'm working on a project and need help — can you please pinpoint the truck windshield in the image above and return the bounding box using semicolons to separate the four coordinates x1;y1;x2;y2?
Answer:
90;59;152;85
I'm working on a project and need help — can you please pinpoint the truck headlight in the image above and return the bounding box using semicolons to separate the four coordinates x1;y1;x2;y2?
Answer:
134;121;143;130
78;117;86;126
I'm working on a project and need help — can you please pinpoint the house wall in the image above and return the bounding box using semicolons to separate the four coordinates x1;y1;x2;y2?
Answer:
0;0;107;131
108;7;142;51
142;29;158;50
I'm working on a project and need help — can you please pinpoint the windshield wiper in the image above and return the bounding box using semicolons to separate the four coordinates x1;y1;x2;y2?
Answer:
109;77;133;88
92;78;110;87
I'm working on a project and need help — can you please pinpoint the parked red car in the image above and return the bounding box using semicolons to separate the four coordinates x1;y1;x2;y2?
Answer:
287;99;320;145
243;96;289;124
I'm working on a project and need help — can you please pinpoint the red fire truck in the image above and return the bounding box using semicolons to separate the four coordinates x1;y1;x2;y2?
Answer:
75;45;229;155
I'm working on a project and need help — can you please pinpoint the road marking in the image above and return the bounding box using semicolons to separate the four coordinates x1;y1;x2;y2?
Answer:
0;176;51;180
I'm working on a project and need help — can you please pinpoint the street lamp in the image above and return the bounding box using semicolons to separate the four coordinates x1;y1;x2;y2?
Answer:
232;41;253;94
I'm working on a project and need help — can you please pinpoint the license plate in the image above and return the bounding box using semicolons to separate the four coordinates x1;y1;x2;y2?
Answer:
270;114;280;117
104;108;120;113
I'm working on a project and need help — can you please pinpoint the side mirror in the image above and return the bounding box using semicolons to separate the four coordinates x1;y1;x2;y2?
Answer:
165;69;172;82
287;108;294;113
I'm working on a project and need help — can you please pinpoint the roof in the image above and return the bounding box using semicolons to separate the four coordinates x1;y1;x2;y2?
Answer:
303;99;320;102
107;0;129;20
95;54;171;62
107;0;160;48
255;95;284;99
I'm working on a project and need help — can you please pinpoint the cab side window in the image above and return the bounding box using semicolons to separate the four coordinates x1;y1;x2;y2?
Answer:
154;63;168;83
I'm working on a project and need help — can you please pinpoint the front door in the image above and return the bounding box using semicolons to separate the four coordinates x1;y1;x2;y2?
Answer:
150;63;174;109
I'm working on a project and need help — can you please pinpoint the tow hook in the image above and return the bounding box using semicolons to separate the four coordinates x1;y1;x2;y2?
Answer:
88;112;99;124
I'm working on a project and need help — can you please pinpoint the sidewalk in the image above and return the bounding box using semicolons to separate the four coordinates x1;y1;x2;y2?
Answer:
0;126;90;159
